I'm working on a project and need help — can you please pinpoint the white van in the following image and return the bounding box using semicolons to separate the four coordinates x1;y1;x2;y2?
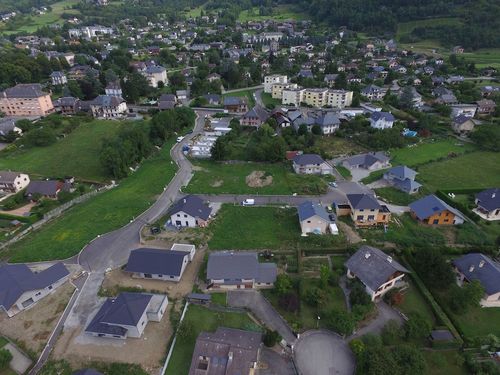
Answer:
176;136;184;143
242;198;255;206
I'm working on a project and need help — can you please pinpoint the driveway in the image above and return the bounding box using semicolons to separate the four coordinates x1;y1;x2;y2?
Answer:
257;347;296;375
227;290;296;345
294;330;355;375
348;301;404;339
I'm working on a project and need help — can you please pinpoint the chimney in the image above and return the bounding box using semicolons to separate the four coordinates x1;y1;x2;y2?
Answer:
365;252;371;259
469;265;475;272
479;260;485;268
387;256;393;263
492;193;496;199
183;198;186;203
227;351;233;367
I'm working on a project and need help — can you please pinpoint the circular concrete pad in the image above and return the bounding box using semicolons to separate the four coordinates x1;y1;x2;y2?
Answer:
294;330;355;375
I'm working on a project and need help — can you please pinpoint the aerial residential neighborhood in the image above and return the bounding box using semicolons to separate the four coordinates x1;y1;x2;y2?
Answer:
0;0;499;374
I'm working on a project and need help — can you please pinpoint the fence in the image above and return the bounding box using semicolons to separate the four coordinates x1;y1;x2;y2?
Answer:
0;184;114;252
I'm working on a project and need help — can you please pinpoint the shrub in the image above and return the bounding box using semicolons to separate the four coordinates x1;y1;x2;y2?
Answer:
263;329;281;347
0;349;12;370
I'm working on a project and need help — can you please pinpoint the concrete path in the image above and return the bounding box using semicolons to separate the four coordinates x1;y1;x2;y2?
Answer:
348;301;404;339
227;290;296;345
3;342;32;374
294;330;355;375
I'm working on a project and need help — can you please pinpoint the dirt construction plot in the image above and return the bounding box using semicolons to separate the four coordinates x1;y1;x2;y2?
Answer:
52;307;174;374
0;281;75;355
100;246;206;300
246;171;273;188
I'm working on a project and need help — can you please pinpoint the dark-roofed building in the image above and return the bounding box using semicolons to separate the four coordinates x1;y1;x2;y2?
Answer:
86;292;168;339
207;252;277;289
292;154;332;175
383;165;421;194
73;370;103;375
158;94;177;110
0;263;69;317
240;105;270;127
25;180;71;199
298;201;332;235
90;95;127;118
342;152;390;171
292;110;341;135
0;84;54;117
453;253;500;307
451;114;476;135
223;96;248;113
169;195;212;228
0;171;30;193
0;118;21;137
409;194;465;225
54;97;81;115
345;194;391;227
474;188;500;220
188;327;262;375
370;111;395;129
125;248;190;282
50;71;67;86
345;246;409;301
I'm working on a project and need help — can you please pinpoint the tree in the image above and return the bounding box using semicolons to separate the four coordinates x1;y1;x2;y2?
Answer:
263;329;281;347
449;280;485;314
399;86;414;109
324;309;355;336
358;346;400;375
275;274;292;296
210;137;228;161
349;280;372;306
392;345;427;375
297;124;308;136
311;124;322;135
413;247;455;289
0;348;12;370
349;339;365;357
405;312;431;340
320;264;331;288
381;319;403;345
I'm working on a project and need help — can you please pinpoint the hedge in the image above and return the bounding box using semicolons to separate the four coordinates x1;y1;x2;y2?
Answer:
0;213;34;223
401;256;463;344
435;190;481;223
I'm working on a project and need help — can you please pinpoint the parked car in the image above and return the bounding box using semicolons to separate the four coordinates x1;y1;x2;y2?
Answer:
176;136;184;142
242;198;255;206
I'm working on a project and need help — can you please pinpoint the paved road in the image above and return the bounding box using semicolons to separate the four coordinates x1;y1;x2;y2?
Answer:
257;347;297;375
294;330;355;375
348;301;404;340
227;290;296;345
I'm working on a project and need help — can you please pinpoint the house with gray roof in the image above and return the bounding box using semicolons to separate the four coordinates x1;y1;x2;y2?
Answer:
298;201;332;235
0;118;21;137
90;95;127;119
169;195;212;228
474;188;500;220
342;194;391;227
342;152;390;171
292;154;332;175
85;292;168;339
125;246;193;282
345;246;409;301
223;96;248;113
292;110;341;135
189;327;262;375
0;171;30;193
0;263;69;317
409;194;465;225
451;114;477;135
369;111;395;129
383;165;421;194
25;180;71;199
158;94;177;110
240;105;270;127
453;253;500;307
207;252;277;289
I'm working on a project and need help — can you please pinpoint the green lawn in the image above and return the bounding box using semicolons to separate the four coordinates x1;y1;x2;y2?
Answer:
389;139;476;167
238;5;305;22
396;18;462;41
398;281;436;325
210;292;227;306
451;306;500;339
0;0;79;34
166;304;260;374
422;350;467;375
375;187;424;206
185;160;328;195
461;48;500;69
222;89;256;107
5;141;177;262
0;120;125;182
208;206;300;250
335;165;352;180
0;336;7;348
417;151;500;191
261;93;282;108
183;4;205;17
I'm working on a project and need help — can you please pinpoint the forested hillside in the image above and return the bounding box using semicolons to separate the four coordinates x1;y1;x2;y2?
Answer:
0;0;58;13
280;0;499;49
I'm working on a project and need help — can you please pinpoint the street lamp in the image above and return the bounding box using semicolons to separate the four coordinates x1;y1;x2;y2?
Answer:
317;316;321;329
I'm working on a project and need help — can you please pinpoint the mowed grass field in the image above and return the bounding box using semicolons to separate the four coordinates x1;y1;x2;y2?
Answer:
451;305;500;339
238;5;305;22
185;160;328;195
417;151;500;191
389;139;476;167
0;0;79;34
222;89;257;107
0;120;125;182
166;304;260;374
5;141;177;262
396;17;462;41
461;48;500;69
208;205;300;250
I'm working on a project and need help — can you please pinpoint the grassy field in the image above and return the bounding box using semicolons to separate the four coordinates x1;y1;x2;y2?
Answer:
451;306;500;339
375;187;426;206
461;48;500;69
238;5;305;22
185;160;328;195
398;281;436;325
208;206;300;250
389;139;476;167
260;93;282;108
316;137;367;159
0;0;79;34
0;120;125;182
396;18;462;41
166;304;260;374
222;89;256;107
418;151;500;191
183;4;206;17
5;141;177;262
422;350;467;375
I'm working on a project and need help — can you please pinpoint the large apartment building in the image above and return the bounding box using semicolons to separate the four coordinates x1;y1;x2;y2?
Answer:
263;74;288;93
280;87;353;108
0;84;54;117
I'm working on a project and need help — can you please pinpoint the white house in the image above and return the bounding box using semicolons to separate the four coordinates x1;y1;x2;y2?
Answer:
292;154;332;175
263;75;288;93
474;188;500;220
50;71;67;86
0;171;30;193
143;65;167;88
345;246;409;301
90;95;128;118
169;195;212;228
369;111;395;129
0;263;69;317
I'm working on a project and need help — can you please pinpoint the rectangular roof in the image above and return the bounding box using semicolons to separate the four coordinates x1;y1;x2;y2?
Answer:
347;193;381;210
453;253;500;295
125;248;189;276
170;195;212;220
298;201;330;222
409;194;464;221
207;252;277;284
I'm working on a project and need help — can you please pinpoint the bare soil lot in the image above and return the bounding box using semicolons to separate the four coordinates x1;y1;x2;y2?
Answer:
0;281;75;356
